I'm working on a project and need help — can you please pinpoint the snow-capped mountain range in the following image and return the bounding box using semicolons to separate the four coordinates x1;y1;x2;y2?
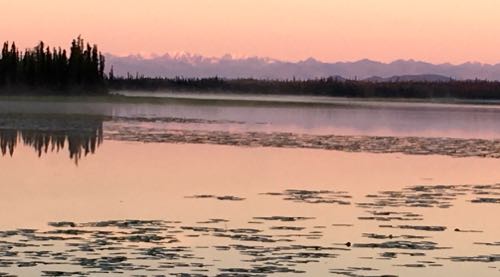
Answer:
106;53;500;81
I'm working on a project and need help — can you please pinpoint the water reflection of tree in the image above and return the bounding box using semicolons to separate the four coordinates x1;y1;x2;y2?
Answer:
0;115;103;163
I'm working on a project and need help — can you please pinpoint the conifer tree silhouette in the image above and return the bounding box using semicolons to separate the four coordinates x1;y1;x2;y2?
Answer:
0;36;106;94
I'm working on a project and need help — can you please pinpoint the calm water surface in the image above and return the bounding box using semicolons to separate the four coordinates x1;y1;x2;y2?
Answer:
0;96;499;276
3;95;500;138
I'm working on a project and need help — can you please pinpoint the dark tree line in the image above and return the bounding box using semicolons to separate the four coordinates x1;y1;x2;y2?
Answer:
0;36;106;94
3;36;500;100
108;76;500;100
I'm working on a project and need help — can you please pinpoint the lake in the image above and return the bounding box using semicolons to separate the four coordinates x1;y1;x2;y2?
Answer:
0;94;499;276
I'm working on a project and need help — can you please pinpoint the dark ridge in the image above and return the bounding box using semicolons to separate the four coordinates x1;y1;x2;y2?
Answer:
107;76;500;100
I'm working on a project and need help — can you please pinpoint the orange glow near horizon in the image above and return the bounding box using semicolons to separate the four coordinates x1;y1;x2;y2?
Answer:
1;0;500;64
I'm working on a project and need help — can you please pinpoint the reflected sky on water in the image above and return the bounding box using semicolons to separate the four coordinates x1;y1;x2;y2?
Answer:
0;97;499;276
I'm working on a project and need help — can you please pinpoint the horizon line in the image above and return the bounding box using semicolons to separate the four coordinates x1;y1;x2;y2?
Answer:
104;52;500;67
3;39;498;66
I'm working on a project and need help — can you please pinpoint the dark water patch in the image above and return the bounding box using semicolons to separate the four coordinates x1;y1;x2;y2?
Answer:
453;228;483;233
359;211;423;222
45;229;93;236
252;216;314;222
353;240;446;250
261;189;351;205
379;252;426;260
438;255;500;263
472;184;500;192
48;222;77;228
329;267;397;277
469;185;500;204
73;255;136;271
275;234;323;240
417;260;441;265
186;195;245;201
214;246;231;251
212;233;284;243
471;198;500;204
19;234;81;242
41;271;87;276
394;263;426;268
358;185;470;209
475;242;500;246
362;233;394;240
223;244;343;265
332;224;354;227
181;226;227;233
358;216;422;222
218;265;305;274
379;225;446;232
80;220;170;229
227;229;262;234
362;233;430;240
169;273;208;277
196;219;229;224
269;226;306;231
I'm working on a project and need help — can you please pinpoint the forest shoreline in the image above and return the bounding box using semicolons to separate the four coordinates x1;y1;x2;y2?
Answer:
6;77;500;102
3;38;500;102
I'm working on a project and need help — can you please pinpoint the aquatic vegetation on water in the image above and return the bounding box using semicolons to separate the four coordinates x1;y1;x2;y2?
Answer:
330;266;398;277
352;240;446;250
378;225;447;232
0;181;499;275
358;184;500;209
438;255;500;263
185;195;246;201
105;126;500;159
260;189;352;205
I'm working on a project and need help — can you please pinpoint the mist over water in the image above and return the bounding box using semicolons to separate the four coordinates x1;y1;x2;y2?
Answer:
3;94;500;139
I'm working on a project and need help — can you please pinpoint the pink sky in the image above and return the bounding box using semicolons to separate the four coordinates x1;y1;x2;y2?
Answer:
1;0;500;64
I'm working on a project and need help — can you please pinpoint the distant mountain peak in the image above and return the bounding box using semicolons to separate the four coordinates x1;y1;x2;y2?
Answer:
105;53;500;80
301;57;321;64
